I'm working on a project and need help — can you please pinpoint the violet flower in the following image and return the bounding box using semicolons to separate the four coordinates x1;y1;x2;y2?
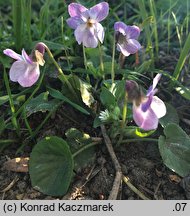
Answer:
66;2;109;48
3;43;45;87
126;74;166;131
114;21;141;56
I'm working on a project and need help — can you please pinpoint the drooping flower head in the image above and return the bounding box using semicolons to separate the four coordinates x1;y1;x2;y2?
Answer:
126;74;166;130
66;2;109;48
3;43;45;87
114;21;141;56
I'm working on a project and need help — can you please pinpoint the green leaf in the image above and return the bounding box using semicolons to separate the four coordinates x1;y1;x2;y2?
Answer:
175;86;190;100
93;116;102;128
136;60;152;74
0;116;6;134
159;103;179;127
123;126;155;138
48;87;90;115
113;80;125;102
158;123;190;177
65;128;96;171
100;87;116;109
29;136;74;196
25;92;60;116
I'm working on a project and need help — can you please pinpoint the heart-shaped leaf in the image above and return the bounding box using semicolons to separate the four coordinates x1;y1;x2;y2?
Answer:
158;123;190;177
29;136;73;196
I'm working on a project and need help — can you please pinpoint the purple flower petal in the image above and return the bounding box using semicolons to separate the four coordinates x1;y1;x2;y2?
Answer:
66;17;84;29
18;63;40;87
141;95;153;112
22;49;33;64
68;3;87;17
35;42;46;55
117;39;141;56
114;21;127;35
74;24;87;45
117;43;130;56
147;74;162;96
125;25;141;39
74;24;98;48
150;96;166;118
89;2;109;22
9;61;26;82
3;49;22;61
133;104;158;130
125;39;141;54
83;29;98;48
94;23;104;43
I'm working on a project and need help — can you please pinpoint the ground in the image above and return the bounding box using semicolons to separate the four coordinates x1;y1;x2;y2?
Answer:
0;102;188;200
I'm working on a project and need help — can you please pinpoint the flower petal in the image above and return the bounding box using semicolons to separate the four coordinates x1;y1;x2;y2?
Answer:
68;3;87;17
22;49;33;64
114;21;127;35
124;39;141;55
147;74;162;96
126;80;141;102
117;43;130;56
18;63;40;87
133;104;158;130
89;2;109;22
3;49;22;61
66;16;84;29
74;24;87;45
74;24;98;48
9;61;27;82
35;42;46;55
83;29;98;48
150;96;166;119
94;23;104;43
141;95;153;112
125;25;141;39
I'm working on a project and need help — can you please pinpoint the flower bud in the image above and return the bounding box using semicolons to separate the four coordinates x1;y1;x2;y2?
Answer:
126;80;143;105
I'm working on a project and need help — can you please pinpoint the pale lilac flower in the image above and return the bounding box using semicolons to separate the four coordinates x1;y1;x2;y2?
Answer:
3;43;45;87
126;74;166;131
66;2;109;48
114;21;141;56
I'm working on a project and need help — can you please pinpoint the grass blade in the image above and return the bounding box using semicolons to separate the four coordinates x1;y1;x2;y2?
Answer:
12;0;23;50
172;33;190;81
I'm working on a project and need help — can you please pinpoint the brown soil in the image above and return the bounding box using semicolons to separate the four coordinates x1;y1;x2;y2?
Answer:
0;103;188;200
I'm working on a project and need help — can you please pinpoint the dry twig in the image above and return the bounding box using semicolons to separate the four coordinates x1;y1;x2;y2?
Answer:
101;125;122;200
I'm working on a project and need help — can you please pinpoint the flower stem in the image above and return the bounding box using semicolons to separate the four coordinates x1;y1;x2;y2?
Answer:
122;95;127;127
135;51;139;66
82;44;88;70
3;67;20;137
82;44;90;83
120;138;158;144
111;33;116;84
41;43;77;99
98;42;104;78
23;107;33;136
0;139;18;144
117;94;127;145
61;16;72;74
72;142;101;159
123;175;150;200
119;53;126;68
